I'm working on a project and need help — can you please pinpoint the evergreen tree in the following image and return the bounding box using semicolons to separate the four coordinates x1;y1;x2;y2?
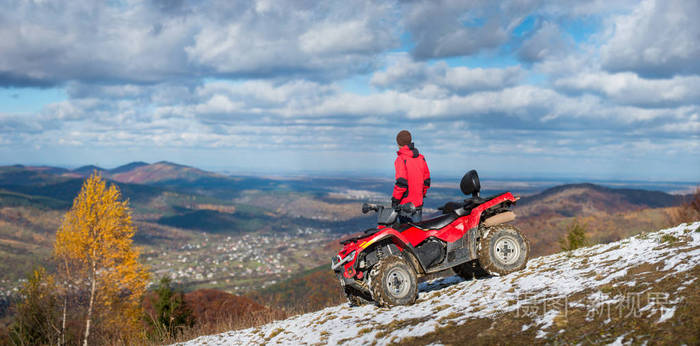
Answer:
149;276;195;339
560;220;588;251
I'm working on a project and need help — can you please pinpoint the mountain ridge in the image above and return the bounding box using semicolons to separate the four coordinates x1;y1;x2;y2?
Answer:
109;161;149;174
519;182;683;210
72;164;105;175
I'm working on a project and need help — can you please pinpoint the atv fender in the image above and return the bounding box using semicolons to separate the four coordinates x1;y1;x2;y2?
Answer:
359;233;426;275
480;212;517;242
483;211;516;227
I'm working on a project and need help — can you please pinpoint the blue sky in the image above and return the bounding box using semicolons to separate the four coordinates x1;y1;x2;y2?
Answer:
0;0;698;181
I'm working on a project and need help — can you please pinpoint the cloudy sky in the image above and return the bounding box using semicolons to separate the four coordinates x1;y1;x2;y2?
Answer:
1;0;698;180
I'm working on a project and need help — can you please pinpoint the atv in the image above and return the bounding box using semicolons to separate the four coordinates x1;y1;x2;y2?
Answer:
331;170;530;307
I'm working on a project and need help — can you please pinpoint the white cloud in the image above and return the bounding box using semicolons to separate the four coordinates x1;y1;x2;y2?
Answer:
194;94;243;115
555;72;700;107
299;19;392;55
517;21;571;62
601;0;700;77
371;55;523;94
0;0;399;86
180;1;398;80
10;77;694;144
402;0;516;59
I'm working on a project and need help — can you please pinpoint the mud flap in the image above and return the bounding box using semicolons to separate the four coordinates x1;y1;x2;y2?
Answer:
414;240;445;268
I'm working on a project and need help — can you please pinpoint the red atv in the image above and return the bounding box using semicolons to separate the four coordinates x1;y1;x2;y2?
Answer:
332;170;530;307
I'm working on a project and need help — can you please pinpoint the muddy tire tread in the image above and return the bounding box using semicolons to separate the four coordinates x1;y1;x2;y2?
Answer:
368;255;418;307
478;224;530;275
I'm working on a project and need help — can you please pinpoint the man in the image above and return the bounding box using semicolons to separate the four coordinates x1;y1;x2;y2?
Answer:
392;130;430;223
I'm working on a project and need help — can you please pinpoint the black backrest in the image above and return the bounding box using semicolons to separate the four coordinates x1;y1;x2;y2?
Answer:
460;170;481;197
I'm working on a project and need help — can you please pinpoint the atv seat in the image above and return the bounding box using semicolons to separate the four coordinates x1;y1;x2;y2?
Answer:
410;213;459;231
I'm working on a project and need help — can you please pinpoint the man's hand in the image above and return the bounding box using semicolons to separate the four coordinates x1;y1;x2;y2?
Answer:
391;197;399;208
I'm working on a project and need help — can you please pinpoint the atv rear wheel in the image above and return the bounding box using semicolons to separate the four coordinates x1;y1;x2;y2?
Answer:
368;255;418;307
478;224;529;276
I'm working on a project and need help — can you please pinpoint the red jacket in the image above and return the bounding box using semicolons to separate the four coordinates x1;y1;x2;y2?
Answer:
392;144;430;207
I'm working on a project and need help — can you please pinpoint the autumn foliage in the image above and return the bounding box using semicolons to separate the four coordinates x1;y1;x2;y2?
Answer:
54;172;150;344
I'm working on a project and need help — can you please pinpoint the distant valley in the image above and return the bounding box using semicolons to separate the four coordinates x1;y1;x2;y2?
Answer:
0;162;377;297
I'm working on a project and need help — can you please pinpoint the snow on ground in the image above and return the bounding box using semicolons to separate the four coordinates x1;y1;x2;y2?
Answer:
179;222;700;345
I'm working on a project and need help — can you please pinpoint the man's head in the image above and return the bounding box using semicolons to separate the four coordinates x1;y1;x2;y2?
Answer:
396;130;412;147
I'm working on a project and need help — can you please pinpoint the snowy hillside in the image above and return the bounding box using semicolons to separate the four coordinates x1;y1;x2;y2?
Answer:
180;222;700;345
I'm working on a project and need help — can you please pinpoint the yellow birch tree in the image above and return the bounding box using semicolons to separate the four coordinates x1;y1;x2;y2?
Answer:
54;172;150;345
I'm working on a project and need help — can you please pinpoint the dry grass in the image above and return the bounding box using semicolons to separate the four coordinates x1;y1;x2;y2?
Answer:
357;327;374;336
374;317;431;339
146;306;295;345
432;304;450;313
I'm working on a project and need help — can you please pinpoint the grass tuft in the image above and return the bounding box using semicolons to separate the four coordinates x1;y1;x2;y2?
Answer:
661;234;679;243
265;328;284;341
357;327;374;336
599;285;614;294
432;304;449;313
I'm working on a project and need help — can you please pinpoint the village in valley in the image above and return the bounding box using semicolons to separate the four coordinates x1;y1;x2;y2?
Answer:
143;227;335;292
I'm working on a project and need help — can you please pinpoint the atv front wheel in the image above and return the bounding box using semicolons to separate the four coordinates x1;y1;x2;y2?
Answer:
368;255;418;307
478;224;529;275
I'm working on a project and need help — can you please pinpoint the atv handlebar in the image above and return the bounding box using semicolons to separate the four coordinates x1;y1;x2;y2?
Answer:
362;202;416;214
361;203;377;214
